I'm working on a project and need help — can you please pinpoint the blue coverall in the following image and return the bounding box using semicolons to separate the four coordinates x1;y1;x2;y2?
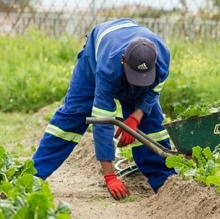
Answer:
33;18;175;192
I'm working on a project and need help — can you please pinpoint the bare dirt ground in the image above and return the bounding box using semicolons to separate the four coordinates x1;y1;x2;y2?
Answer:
47;134;220;219
31;106;220;219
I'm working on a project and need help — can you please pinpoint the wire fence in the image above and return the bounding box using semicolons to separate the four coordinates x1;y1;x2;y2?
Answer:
0;0;220;40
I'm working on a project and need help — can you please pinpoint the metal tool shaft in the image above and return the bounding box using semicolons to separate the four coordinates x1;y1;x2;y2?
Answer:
86;117;179;158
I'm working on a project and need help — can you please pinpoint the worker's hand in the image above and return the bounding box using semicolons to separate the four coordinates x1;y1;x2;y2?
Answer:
115;115;140;147
104;172;129;200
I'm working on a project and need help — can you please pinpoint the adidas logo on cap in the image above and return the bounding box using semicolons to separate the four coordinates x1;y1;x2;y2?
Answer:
137;63;148;70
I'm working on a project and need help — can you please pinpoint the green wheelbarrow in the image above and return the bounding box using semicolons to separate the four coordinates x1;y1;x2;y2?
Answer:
164;112;220;155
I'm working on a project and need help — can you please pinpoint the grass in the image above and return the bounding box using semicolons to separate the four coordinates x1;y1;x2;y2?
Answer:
119;195;141;203
0;27;82;113
0;102;61;157
0;112;39;156
0;28;219;119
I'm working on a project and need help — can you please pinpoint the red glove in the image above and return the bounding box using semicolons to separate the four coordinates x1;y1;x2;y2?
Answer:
115;115;140;147
104;172;129;200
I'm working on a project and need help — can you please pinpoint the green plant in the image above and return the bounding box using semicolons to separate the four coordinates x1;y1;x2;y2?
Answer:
0;146;71;218
166;145;220;193
118;147;133;162
174;101;220;120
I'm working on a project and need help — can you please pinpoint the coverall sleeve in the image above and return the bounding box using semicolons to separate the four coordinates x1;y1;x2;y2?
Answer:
136;44;170;116
92;71;117;161
136;89;159;116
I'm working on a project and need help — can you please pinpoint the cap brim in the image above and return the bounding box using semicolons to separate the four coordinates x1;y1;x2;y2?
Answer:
124;64;156;87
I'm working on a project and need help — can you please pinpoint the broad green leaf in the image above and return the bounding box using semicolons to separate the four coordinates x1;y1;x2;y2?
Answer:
192;146;207;167
195;167;206;183
12;207;29;219
204;160;216;176
202;147;213;161
40;181;54;205
166;155;195;174
0;210;6;219
206;175;220;186
6;167;17;180
0;182;13;198
27;192;50;219
16;174;34;193
21;160;37;176
166;155;185;168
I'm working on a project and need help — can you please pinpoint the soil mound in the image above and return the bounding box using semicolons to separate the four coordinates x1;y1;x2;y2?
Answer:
135;176;220;219
47;130;220;219
65;133;153;196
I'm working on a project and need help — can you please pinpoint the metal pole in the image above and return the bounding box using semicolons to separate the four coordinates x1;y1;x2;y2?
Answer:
86;117;180;158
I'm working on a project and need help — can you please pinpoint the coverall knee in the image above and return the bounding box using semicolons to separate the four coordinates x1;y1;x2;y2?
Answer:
120;100;176;192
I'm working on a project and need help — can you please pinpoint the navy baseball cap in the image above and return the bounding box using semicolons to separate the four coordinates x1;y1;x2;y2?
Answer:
123;38;157;86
